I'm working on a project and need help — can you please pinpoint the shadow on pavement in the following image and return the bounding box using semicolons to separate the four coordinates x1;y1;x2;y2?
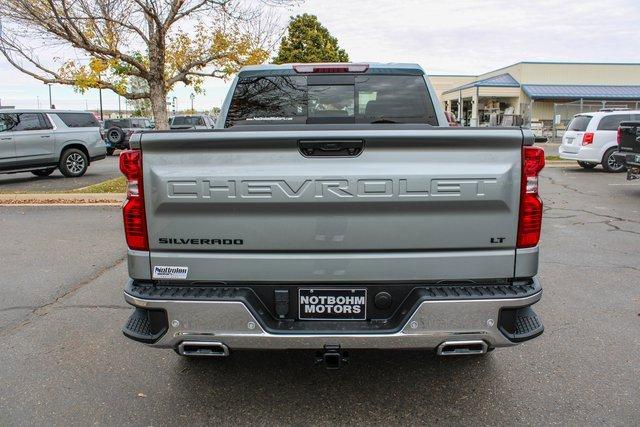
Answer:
0;175;66;185
166;349;498;422
0;171;107;188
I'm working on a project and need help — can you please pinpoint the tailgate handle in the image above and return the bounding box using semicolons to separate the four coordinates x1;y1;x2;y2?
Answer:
298;140;364;157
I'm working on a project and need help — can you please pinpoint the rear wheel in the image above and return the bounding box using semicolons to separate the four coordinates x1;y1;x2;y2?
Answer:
59;148;89;177
602;147;626;173
31;168;56;177
577;161;597;169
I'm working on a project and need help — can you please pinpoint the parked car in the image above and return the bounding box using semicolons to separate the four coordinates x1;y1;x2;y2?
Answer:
120;63;545;367
614;121;640;180
169;114;215;130
0;109;106;177
559;110;640;172
103;117;154;155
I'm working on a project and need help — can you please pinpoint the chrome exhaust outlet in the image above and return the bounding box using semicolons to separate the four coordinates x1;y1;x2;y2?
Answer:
177;341;230;357
436;340;488;356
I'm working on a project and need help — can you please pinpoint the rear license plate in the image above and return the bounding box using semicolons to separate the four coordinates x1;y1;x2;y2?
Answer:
298;288;367;320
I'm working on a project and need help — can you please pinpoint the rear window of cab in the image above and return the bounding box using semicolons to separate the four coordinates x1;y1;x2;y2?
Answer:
224;74;438;127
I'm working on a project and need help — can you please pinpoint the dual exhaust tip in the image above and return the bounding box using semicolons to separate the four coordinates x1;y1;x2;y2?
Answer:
177;341;230;357
436;340;488;356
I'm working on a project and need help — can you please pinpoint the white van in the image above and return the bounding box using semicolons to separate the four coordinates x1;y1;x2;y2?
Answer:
559;110;640;172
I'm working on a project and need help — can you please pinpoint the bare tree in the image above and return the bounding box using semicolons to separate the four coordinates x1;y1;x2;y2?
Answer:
0;0;293;128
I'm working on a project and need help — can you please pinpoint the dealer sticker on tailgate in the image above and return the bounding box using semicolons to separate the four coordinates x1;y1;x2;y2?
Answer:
298;288;367;320
152;265;188;280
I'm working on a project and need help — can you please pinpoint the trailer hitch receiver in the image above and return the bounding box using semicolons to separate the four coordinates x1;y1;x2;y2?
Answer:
315;345;349;369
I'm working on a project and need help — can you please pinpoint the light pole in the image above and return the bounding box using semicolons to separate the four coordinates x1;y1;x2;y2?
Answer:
190;93;195;112
46;83;53;109
98;77;104;120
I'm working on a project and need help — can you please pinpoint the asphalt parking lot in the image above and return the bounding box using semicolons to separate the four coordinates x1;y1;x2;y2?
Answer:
0;155;121;193
1;165;639;425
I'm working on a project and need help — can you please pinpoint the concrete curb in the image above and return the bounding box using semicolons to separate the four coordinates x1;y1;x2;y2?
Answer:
0;193;125;205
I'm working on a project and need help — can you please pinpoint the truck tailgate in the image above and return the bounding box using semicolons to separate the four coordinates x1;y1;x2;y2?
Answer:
141;128;524;282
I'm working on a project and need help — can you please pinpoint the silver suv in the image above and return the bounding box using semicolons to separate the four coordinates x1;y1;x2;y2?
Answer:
0;109;106;177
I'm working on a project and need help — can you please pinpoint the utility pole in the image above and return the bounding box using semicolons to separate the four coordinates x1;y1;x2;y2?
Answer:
118;95;121;117
172;96;177;114
190;93;195;112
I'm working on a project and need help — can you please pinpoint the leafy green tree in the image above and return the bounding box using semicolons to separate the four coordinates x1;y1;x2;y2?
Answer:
274;14;349;64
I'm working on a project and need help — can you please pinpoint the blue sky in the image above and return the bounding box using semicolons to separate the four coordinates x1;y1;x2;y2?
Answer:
1;0;639;111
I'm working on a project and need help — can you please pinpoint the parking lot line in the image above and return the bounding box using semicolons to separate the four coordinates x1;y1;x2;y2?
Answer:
608;183;640;186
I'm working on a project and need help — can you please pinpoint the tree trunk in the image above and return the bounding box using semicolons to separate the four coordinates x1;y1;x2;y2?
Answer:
149;82;168;130
146;20;169;130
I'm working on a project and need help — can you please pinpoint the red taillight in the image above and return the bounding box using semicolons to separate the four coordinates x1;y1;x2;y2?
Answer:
582;132;594;145
119;150;148;251
517;146;545;248
617;127;622;145
293;63;369;73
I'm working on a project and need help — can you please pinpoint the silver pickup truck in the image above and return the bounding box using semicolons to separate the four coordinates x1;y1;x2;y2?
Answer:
120;63;545;367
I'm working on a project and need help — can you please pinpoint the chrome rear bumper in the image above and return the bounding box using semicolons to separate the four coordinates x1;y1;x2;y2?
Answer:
123;287;542;351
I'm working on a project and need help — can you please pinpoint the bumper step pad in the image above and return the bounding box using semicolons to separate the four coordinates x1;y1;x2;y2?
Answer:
125;280;540;301
122;307;168;344
499;306;544;342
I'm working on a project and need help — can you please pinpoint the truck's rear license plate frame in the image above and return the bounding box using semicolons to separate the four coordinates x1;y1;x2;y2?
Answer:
298;288;367;320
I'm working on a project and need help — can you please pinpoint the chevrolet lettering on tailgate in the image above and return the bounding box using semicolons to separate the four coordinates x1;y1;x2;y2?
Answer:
166;177;499;200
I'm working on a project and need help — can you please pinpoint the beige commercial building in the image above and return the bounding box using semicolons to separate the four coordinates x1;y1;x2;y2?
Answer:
430;62;640;132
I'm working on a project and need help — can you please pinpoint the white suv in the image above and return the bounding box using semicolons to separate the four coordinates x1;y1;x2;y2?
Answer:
559;110;640;172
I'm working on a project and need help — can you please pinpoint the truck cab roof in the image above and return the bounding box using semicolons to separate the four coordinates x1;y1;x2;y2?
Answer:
238;62;426;77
